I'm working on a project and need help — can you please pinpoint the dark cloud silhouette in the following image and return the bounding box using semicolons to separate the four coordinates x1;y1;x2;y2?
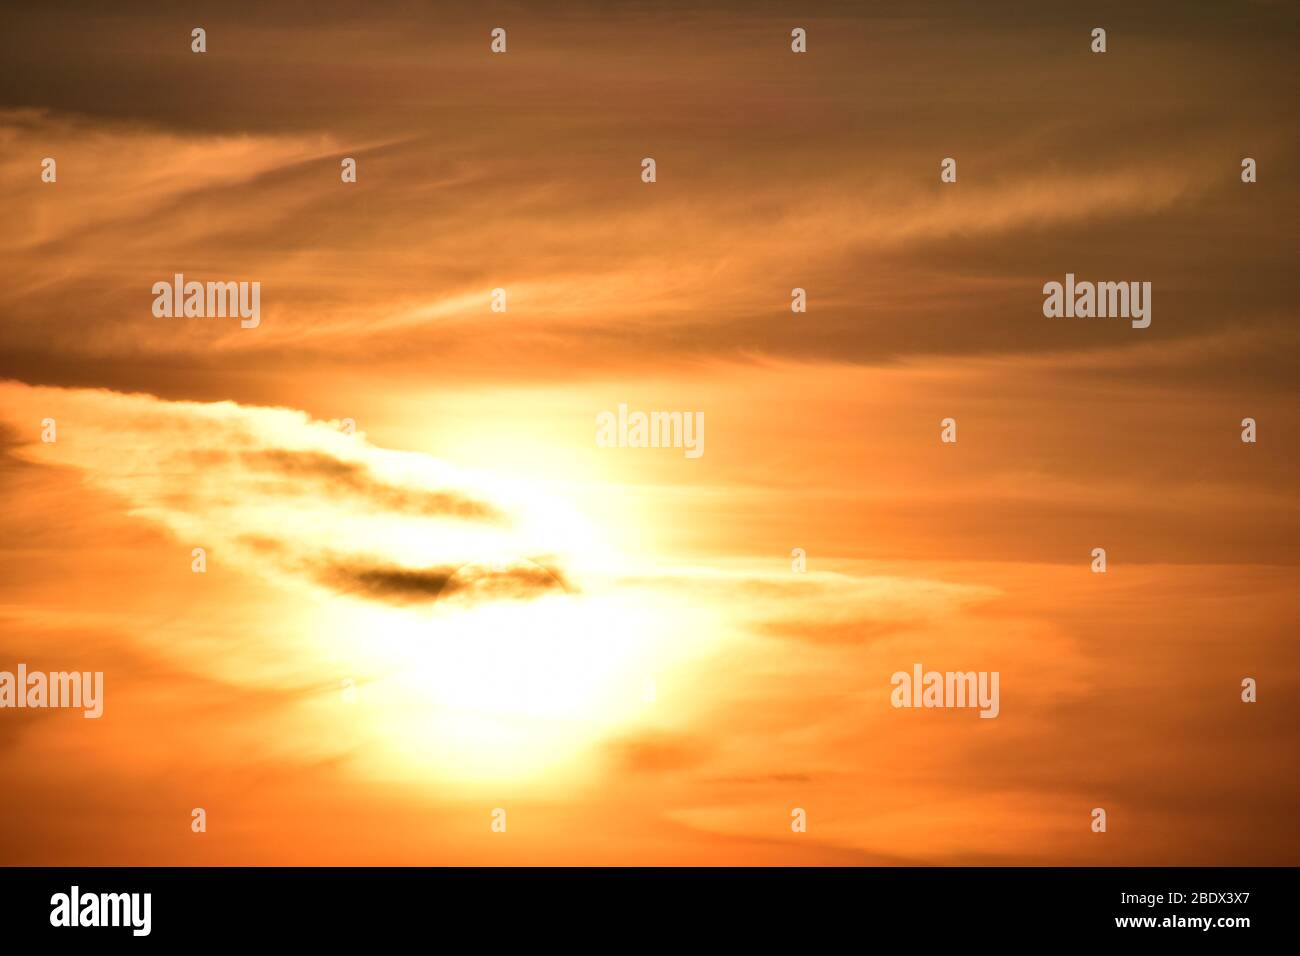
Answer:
237;449;506;521
316;559;570;606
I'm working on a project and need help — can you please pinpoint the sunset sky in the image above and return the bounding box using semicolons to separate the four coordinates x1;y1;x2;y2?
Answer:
2;0;1298;865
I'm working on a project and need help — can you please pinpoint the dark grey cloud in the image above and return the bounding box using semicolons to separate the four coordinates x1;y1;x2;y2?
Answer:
316;559;570;606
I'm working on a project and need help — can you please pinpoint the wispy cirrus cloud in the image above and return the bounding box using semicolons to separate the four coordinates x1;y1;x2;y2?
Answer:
0;381;568;608
4;0;1296;395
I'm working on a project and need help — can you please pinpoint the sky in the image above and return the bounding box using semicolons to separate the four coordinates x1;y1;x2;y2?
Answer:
1;0;1297;865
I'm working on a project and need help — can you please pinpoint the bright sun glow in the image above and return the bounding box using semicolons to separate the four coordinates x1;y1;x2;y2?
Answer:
316;580;710;787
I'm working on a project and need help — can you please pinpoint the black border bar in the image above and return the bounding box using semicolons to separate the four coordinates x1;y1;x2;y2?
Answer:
0;866;1287;943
